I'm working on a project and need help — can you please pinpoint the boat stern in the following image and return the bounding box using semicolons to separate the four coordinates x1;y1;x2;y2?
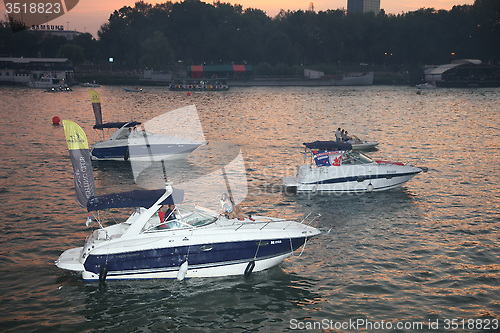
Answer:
283;164;314;188
283;176;299;187
55;247;85;272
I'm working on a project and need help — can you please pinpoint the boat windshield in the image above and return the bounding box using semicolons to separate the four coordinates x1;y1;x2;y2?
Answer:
146;206;217;232
176;206;217;227
114;127;132;140
130;128;155;138
342;151;373;165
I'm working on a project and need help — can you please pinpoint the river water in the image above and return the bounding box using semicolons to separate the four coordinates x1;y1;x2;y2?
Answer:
0;85;498;332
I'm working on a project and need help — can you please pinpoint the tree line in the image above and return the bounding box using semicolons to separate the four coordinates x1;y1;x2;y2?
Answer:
0;0;499;75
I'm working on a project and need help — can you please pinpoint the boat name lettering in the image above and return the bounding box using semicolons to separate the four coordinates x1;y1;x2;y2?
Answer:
270;240;281;245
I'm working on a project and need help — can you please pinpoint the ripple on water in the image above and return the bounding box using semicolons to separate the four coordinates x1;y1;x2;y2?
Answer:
0;86;499;331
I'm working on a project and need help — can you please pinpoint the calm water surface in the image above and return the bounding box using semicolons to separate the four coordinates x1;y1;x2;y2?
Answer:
0;85;499;332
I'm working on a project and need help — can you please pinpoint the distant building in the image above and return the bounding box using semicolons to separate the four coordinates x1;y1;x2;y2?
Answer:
425;59;500;87
30;25;81;40
188;65;253;80
0;57;74;86
304;69;324;79
142;69;172;83
347;0;380;14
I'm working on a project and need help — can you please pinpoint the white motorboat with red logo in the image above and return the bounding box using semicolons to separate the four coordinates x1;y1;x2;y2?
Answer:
283;141;422;193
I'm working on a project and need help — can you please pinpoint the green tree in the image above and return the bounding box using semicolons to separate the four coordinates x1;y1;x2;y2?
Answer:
265;31;293;65
139;31;174;70
58;43;85;65
4;0;495;71
72;33;100;63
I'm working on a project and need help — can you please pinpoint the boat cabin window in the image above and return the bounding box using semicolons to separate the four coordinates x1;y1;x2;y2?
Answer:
355;152;374;164
343;151;373;164
127;128;158;141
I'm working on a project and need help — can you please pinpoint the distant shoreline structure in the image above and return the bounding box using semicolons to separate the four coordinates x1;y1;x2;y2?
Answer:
229;72;374;87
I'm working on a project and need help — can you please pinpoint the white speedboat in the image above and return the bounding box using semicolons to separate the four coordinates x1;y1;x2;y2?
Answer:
283;141;422;193
55;186;320;281
416;82;436;89
91;121;203;161
347;135;379;150
88;90;203;161
56;120;320;281
123;87;143;92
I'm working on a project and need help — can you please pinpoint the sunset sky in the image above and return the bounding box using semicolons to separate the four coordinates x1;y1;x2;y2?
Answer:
2;0;475;37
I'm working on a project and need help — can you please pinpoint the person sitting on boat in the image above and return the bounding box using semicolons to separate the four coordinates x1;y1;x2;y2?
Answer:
159;204;179;228
342;130;352;141
220;193;247;220
163;204;176;221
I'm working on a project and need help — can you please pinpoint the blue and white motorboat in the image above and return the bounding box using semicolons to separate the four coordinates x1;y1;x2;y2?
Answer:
283;141;422;193
56;120;320;281
55;186;320;281
91;121;203;161
88;90;204;161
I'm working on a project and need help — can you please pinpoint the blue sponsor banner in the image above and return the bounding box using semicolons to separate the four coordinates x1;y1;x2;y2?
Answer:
313;150;343;167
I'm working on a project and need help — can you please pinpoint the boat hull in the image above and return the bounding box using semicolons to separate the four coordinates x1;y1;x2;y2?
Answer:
283;163;421;193
80;252;293;280
350;142;379;150
91;142;201;161
77;237;306;280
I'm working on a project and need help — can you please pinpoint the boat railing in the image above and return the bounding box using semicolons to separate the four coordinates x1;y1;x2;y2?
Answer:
93;228;109;241
259;222;271;230
299;212;321;226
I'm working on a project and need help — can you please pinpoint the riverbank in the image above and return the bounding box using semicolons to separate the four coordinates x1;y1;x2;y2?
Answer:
74;70;411;87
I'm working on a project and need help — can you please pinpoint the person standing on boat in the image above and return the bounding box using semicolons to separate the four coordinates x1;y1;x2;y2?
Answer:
335;128;342;142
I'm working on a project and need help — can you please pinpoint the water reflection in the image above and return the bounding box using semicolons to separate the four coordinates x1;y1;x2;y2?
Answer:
1;86;499;331
75;269;322;331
